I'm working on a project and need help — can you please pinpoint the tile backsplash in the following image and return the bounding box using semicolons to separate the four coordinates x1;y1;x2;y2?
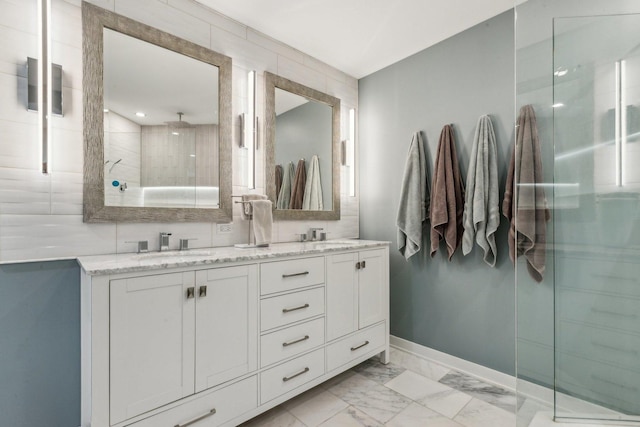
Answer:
0;0;359;263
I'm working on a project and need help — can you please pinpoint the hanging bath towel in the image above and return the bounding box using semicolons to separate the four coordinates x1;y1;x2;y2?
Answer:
503;105;551;282
277;162;295;209
396;131;429;260
303;155;323;210
430;124;465;261
275;164;283;201
462;115;500;266
289;159;306;209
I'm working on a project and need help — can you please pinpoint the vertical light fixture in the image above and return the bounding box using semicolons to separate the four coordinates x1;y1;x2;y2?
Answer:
246;70;256;189
348;108;356;196
37;0;52;174
615;60;627;187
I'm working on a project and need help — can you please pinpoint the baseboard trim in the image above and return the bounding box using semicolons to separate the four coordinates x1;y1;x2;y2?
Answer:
390;335;517;391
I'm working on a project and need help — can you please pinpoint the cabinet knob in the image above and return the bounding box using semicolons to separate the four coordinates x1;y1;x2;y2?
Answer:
186;287;195;299
355;262;361;270
199;285;207;297
361;260;366;269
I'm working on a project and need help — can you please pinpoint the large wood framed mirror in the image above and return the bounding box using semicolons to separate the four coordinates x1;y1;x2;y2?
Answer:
82;2;232;222
265;72;341;220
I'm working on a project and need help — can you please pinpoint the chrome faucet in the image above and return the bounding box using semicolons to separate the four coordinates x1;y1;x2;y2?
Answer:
159;232;172;251
309;228;325;241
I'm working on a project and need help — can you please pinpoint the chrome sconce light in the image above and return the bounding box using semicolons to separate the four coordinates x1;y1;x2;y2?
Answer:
28;0;63;174
341;108;356;197
240;70;257;189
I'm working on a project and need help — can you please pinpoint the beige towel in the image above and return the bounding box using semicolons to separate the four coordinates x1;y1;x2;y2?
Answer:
462;115;500;266
302;155;323;210
252;200;273;246
289;159;306;209
241;194;267;220
430;124;465;261
503;105;551;282
396;131;429;260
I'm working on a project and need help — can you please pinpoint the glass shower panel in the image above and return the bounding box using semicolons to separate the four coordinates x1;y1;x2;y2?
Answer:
553;13;640;423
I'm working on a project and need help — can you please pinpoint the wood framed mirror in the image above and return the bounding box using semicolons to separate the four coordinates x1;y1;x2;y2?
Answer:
82;2;232;222
265;72;341;220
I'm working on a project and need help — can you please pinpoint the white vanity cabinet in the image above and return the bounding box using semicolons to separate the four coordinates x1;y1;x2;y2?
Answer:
80;241;389;427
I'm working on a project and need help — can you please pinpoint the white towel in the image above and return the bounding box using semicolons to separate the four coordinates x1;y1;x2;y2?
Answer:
396;131;429;260
277;162;295;209
252;200;273;246
462;115;500;266
302;155;323;210
241;194;267;220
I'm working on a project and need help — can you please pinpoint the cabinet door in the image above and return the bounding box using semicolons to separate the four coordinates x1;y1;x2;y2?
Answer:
326;252;359;341
195;265;258;392
110;272;195;425
358;248;387;329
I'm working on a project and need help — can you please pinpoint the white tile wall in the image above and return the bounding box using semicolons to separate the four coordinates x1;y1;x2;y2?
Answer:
0;0;359;263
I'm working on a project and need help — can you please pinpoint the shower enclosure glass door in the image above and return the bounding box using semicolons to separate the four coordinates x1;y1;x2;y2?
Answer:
552;13;640;423
515;1;640;425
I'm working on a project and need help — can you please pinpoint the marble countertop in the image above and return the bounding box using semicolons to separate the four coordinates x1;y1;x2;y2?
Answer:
77;239;389;276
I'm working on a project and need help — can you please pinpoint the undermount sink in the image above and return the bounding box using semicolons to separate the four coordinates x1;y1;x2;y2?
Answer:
306;240;356;249
135;249;213;260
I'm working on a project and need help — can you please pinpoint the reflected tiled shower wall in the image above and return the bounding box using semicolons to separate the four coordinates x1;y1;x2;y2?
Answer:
0;0;359;263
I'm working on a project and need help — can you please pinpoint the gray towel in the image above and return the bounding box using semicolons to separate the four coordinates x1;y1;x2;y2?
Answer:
503;105;551;282
396;131;429;260
462;115;500;266
241;194;267;220
252;200;273;246
430;124;465;261
303;155;323;210
277;162;295;209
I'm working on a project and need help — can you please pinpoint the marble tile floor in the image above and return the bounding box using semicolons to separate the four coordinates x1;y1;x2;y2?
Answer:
240;348;522;427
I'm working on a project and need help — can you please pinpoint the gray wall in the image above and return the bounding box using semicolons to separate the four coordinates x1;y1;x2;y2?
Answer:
359;10;516;375
275;101;333;209
0;261;80;427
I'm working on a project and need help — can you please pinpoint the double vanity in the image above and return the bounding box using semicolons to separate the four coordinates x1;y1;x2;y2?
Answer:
79;240;389;427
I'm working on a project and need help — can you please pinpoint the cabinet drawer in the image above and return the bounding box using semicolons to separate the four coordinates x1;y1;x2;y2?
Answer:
261;287;325;331
131;376;257;427
261;257;325;295
326;322;386;372
261;317;325;367
558;321;640;371
260;348;325;404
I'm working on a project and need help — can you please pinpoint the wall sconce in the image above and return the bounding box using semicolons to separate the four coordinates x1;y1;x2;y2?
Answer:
615;59;627;187
28;0;63;174
343;108;356;197
241;70;257;189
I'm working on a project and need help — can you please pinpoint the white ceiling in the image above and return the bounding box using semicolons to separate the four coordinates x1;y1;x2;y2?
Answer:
194;0;515;79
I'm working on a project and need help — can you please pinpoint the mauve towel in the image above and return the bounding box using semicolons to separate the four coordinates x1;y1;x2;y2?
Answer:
276;162;294;209
396;131;429;260
503;105;551;282
462;115;500;266
289;159;306;209
430;125;465;260
275;165;283;201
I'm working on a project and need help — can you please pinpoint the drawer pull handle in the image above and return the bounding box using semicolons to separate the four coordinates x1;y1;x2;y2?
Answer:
591;374;639;392
186;287;195;299
283;335;310;347
174;408;216;427
591;340;639;356
591;308;637;318
282;271;310;278
199;285;207;297
351;340;370;351
283;367;310;382
282;303;309;313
